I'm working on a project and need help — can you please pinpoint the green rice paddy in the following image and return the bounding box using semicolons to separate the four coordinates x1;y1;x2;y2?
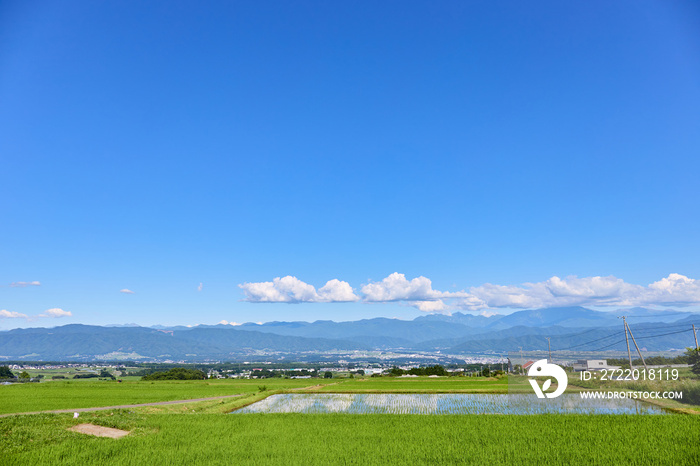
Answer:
2;412;698;465
2;376;698;465
0;378;333;414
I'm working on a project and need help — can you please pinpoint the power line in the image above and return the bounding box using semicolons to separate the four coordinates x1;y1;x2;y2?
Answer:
562;327;611;339
627;312;693;323
624;312;694;319
588;338;630;352
551;325;697;353
558;331;625;351
633;328;693;340
631;321;700;332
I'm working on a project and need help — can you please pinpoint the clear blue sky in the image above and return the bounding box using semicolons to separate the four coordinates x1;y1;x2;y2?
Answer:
2;1;699;328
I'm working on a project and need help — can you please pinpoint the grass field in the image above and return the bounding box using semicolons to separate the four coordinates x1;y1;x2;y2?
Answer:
0;378;334;414
3;376;699;465
2;411;698;465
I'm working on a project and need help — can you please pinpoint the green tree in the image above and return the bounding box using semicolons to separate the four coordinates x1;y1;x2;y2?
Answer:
685;348;700;376
99;369;115;379
19;371;30;379
0;366;14;378
324;371;333;379
141;368;206;381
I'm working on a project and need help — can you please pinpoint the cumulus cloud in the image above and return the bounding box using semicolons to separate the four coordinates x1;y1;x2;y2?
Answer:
120;289;135;294
409;300;449;313
239;276;359;303
457;273;700;311
198;282;203;292
644;273;700;305
39;308;72;318
238;272;700;313
0;309;28;318
9;281;41;287
361;273;443;302
318;279;359;302
360;273;473;312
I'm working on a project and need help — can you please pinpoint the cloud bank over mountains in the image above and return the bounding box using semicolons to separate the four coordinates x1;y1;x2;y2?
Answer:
239;272;700;313
0;308;72;320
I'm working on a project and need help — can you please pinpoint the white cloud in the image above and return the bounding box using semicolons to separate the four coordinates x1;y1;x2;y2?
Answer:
360;273;473;311
120;289;135;294
409;300;449;313
239;276;359;303
643;273;700;306
318;279;360;302
198;282;203;292
238;272;700;313
361;273;443;302
0;309;28;318
40;308;72;318
9;281;41;287
458;273;700;310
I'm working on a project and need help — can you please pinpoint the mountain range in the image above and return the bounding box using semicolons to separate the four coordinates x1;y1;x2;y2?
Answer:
1;307;697;361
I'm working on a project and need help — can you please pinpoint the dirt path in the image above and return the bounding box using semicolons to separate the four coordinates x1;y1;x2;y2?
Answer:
0;394;243;418
70;423;130;438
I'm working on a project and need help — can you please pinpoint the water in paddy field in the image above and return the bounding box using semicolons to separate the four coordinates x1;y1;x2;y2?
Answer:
233;394;670;415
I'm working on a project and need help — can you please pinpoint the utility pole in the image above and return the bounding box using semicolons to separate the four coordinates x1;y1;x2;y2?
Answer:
619;316;633;369
519;347;524;375
625;320;648;372
546;337;552;363
693;324;699;351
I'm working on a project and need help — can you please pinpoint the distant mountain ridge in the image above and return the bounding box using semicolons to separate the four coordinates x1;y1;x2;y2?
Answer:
0;324;365;361
0;307;697;360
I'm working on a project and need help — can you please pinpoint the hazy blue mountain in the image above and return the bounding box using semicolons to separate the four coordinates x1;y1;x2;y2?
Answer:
231;307;694;343
413;312;502;328
481;307;621;330
0;325;216;360
235;317;479;342
447;320;699;353
485;307;693;330
342;335;417;349
414;325;590;351
615;307;691;323
0;324;366;360
1;308;697;361
174;327;365;352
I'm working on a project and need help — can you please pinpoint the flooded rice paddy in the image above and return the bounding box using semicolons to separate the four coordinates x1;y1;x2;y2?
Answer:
234;393;669;415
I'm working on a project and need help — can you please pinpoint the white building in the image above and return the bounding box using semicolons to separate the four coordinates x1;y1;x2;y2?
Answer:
572;359;619;372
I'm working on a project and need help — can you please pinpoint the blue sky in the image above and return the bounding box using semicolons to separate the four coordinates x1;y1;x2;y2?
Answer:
2;1;700;328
